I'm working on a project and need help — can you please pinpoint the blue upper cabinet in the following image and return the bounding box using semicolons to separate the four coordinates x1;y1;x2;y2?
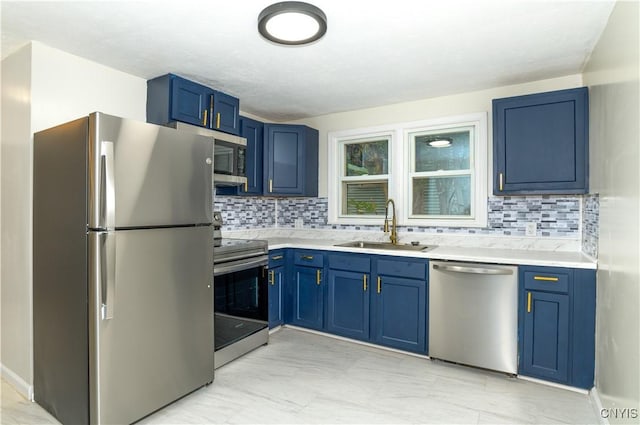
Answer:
147;74;212;127
264;124;318;196
493;87;589;195
146;73;240;135
217;116;264;196
239;117;264;195
211;90;240;135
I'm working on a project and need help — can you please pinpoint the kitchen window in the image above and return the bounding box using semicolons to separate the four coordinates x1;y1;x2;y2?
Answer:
328;129;395;224
328;113;486;227
404;113;487;227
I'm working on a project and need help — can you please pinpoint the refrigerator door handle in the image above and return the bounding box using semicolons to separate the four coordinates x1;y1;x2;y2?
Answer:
100;141;116;230
94;231;116;320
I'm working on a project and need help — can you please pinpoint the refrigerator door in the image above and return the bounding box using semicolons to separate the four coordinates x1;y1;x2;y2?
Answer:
88;226;214;425
88;112;213;229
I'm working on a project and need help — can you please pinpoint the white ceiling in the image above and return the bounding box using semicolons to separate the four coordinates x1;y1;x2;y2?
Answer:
1;0;615;121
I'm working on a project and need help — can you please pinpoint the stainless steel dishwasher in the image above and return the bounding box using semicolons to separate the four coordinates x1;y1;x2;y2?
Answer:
428;260;518;374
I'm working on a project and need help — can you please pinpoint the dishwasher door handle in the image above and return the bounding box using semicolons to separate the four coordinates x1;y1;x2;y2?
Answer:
432;263;514;275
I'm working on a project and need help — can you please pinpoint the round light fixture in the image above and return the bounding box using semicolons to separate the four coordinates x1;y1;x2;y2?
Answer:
428;137;453;148
258;1;327;45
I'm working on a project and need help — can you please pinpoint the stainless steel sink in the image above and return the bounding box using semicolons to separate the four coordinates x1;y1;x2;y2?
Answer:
334;241;433;252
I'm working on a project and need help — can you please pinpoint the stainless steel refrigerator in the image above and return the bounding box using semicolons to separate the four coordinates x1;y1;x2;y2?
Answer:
33;112;214;424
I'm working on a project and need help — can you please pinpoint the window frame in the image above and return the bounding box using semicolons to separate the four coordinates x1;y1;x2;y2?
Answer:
328;112;487;228
328;126;398;225
402;113;487;227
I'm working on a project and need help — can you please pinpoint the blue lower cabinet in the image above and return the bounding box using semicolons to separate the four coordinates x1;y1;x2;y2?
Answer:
327;269;370;341
268;266;285;328
268;250;287;328
519;266;596;389
372;275;427;354
522;291;570;382
291;266;324;330
290;250;325;330
323;253;427;354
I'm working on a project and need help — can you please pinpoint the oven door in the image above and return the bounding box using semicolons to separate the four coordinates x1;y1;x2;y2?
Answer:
214;256;268;351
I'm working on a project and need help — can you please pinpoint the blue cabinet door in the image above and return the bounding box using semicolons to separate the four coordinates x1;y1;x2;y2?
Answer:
522;291;570;383
493;87;588;194
170;76;213;127
264;124;318;196
372;275;427;354
240;117;264;195
291;265;324;330
268;265;284;328
326;269;370;341
212;91;240;135
217;116;264;196
147;74;212;128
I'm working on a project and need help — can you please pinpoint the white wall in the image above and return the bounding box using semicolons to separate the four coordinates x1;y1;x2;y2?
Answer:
583;1;640;421
30;42;147;131
291;74;583;197
0;41;147;397
1;43;33;396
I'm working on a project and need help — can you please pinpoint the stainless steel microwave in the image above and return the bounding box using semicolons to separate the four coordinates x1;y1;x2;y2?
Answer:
171;122;248;186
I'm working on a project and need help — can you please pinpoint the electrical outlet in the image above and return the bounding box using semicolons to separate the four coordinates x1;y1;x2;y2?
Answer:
294;218;304;229
525;222;537;236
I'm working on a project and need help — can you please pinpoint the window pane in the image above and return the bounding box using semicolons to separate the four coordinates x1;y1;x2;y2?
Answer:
342;182;387;215
344;140;388;176
414;130;470;172
412;176;471;216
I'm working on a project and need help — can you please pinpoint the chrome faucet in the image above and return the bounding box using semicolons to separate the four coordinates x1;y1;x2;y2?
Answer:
384;199;398;245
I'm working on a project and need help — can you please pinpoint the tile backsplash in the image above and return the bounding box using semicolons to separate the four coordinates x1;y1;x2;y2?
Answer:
217;195;585;234
215;194;599;257
582;194;599;258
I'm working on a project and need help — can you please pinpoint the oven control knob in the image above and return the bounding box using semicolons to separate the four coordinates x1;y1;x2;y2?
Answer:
205;157;212;165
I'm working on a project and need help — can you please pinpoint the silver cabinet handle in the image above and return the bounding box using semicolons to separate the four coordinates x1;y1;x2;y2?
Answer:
100;141;115;230
432;263;513;275
91;231;116;320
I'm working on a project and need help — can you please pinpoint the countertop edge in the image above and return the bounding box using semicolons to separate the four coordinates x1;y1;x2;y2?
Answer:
266;240;597;270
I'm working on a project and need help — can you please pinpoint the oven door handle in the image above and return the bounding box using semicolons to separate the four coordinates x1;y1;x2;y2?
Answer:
215;250;268;263
214;255;268;276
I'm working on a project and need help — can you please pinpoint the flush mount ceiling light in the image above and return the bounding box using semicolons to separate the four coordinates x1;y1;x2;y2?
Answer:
428;137;453;148
258;1;327;45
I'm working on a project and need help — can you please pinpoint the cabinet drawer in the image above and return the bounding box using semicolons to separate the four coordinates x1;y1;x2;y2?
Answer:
294;251;324;268
377;259;426;280
328;254;370;273
269;250;285;267
524;270;569;294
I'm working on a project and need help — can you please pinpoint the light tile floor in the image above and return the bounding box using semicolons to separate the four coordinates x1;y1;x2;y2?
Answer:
1;328;599;424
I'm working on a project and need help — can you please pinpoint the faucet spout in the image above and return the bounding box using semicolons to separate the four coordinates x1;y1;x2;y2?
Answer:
384;199;398;245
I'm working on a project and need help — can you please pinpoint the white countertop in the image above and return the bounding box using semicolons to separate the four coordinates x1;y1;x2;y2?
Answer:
266;237;597;269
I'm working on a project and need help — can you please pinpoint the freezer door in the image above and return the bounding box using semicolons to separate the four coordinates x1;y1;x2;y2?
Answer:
88;226;214;425
88;112;213;229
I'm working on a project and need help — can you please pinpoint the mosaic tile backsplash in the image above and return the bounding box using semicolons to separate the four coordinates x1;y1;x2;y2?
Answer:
582;194;599;258
215;195;588;239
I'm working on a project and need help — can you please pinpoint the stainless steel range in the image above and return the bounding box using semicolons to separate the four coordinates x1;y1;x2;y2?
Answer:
213;212;269;368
